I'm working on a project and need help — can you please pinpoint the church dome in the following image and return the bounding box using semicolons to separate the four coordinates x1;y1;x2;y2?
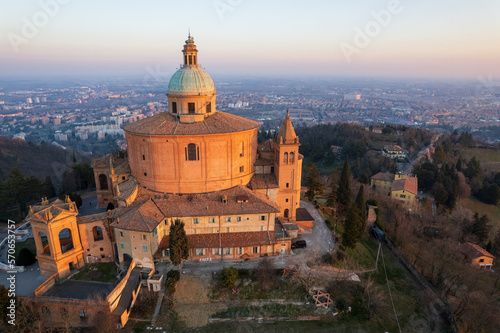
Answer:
167;66;215;94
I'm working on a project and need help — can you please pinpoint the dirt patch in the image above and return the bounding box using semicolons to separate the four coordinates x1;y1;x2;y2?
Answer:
173;274;227;327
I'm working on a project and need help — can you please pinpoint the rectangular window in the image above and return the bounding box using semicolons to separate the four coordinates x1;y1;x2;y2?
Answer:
227;227;230;233
225;217;232;223
267;245;272;253
237;247;243;255
172;102;177;113
195;249;205;256
206;102;211;113
236;216;241;222
286;198;289;202
194;229;198;234
120;231;123;238
239;166;244;173
121;243;124;249
79;309;87;319
142;154;145;160
212;228;217;233
286;183;289;188
143;246;148;252
193;218;199;224
251;246;259;254
188;103;195;114
261;226;264;231
142;234;147;240
100;247;104;251
479;259;485;263
144;172;147;176
209;217;215;223
153;228;157;236
240;142;244;157
260;215;266;221
212;248;220;255
223;248;232;255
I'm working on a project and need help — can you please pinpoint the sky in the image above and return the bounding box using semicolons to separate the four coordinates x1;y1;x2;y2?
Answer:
1;0;499;80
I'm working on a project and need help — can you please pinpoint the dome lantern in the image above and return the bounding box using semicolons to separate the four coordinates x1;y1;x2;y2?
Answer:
167;35;217;123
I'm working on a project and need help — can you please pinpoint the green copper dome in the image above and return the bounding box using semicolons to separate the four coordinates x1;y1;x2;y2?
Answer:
167;66;215;94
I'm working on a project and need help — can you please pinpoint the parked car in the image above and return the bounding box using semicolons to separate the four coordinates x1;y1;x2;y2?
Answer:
291;240;307;249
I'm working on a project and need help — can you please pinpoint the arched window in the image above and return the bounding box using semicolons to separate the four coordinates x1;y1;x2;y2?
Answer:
186;143;199;161
40;231;50;255
284;152;288;164
93;226;103;241
284;209;289;218
58;228;74;253
290;152;295;164
99;174;108;190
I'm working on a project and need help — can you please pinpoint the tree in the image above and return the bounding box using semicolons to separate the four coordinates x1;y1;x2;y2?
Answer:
472;213;492;245
355;185;367;226
169;219;189;274
304;163;323;201
220;266;238;288
326;170;339;207
41;176;56;198
337;157;351;211
342;204;363;249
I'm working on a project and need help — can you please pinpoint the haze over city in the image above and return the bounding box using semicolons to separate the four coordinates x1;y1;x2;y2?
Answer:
1;0;500;79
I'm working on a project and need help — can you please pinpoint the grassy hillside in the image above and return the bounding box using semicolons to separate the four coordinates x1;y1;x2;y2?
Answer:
459;196;500;237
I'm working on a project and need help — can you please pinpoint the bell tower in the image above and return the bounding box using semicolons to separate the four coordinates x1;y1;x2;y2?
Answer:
28;197;85;278
274;110;302;221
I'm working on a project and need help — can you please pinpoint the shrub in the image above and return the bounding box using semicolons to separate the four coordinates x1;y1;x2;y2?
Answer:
15;247;36;266
165;270;180;295
220;266;238;288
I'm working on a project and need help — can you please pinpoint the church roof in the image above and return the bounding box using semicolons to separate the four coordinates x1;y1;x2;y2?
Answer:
110;198;163;232
26;198;78;224
167;66;215;94
276;110;298;144
247;174;279;190
123;111;259;136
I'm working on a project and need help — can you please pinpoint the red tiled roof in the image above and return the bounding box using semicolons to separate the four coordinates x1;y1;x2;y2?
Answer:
158;231;277;249
391;177;418;195
257;139;274;153
458;242;495;259
110;198;163;232
123;111;259;136
371;172;394;182
254;157;274;166
248;174;279;190
151;185;279;218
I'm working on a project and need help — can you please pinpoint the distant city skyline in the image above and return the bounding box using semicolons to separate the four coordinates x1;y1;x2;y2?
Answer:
1;0;500;79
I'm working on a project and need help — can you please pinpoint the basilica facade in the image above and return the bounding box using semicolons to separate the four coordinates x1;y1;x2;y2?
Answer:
28;35;306;277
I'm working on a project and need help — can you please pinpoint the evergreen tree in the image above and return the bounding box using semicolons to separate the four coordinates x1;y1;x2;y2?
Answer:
337;157;351;210
473;213;492;245
304;163;323;201
355;185;367;234
342;203;362;249
5;167;27;214
169;219;190;274
42;176;56;198
326;170;339;207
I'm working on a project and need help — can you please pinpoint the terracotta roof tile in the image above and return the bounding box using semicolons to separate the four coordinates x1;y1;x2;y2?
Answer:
371;172;394;182
248;174;279;190
459;242;495;259
110;199;163;232
123;111;259;136
391;177;418;194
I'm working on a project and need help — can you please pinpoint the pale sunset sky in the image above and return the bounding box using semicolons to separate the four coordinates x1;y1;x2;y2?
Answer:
0;0;499;79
